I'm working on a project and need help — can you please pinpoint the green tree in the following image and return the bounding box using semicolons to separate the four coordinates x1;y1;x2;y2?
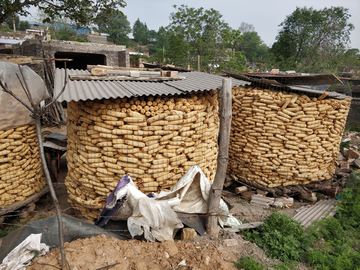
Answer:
238;31;268;63
271;6;354;73
146;26;169;63
96;12;131;45
218;51;247;73
0;0;126;28
18;20;30;31
338;48;360;75
166;5;231;73
133;19;150;45
4;14;19;30
51;25;76;40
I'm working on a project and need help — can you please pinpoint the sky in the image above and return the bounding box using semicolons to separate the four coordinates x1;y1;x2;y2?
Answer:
121;0;360;49
22;0;360;49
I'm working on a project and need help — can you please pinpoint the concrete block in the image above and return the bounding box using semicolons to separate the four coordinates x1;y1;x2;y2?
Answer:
91;68;107;76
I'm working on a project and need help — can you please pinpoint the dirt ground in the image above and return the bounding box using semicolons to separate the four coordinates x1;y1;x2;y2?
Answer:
1;124;310;270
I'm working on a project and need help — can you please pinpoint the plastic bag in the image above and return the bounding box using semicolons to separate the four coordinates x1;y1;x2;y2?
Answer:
0;62;49;131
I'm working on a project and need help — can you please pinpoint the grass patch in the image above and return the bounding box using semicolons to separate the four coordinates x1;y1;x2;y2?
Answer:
234;256;264;270
240;171;360;270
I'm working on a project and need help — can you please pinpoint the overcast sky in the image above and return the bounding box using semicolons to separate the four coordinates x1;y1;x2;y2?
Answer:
122;0;360;49
22;0;360;49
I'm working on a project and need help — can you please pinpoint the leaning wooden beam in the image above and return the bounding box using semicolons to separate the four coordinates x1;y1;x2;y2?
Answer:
87;65;158;71
0;186;49;216
69;75;185;81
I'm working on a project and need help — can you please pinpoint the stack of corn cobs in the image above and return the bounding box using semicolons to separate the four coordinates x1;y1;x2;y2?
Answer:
228;86;351;187
66;91;219;219
0;124;46;207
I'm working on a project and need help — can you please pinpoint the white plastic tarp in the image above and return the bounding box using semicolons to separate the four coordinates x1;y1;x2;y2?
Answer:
102;174;183;242
100;165;240;242
0;233;49;270
154;165;241;227
0;62;49;131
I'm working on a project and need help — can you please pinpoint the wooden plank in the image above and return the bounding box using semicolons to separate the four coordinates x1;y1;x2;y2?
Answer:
69;75;185;81
87;65;157;71
0;186;49;216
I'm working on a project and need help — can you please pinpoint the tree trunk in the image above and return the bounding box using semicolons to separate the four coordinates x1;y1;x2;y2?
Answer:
206;78;232;237
35;115;69;270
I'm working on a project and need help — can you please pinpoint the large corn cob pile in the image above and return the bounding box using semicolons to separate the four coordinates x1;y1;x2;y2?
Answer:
228;86;351;187
66;91;219;219
0;124;46;207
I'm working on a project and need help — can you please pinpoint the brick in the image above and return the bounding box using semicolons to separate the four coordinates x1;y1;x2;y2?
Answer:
161;70;178;77
340;161;349;169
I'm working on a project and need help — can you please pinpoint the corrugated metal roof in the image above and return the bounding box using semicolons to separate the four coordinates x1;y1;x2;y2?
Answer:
54;69;249;102
250;195;275;207
293;199;337;227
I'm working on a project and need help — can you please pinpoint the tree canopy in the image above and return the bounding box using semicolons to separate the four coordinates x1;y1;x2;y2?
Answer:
0;0;126;28
238;31;268;63
271;6;354;73
166;5;243;73
97;12;131;45
133;19;150;45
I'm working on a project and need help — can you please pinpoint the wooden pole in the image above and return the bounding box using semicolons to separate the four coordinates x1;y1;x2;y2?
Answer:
197;55;200;72
206;78;232;237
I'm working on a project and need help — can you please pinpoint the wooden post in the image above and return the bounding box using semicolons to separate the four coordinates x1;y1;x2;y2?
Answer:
206;78;232;237
197;55;200;72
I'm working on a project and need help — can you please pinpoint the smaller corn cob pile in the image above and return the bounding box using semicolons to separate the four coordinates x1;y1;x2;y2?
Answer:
228;86;351;187
0;124;46;207
66;91;219;219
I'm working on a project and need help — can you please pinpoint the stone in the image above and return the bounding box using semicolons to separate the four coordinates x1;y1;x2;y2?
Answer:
178;260;186;266
337;153;345;161
180;228;197;241
235;186;248;194
256;189;268;196
241;191;256;200
223;239;239;247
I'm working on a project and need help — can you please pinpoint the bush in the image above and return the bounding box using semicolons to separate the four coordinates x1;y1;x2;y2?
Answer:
234;256;264;270
242;171;360;270
243;212;310;262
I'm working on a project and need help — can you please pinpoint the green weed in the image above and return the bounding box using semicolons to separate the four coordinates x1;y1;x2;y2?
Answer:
236;200;245;204
241;172;360;270
234;256;264;270
242;212;310;262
